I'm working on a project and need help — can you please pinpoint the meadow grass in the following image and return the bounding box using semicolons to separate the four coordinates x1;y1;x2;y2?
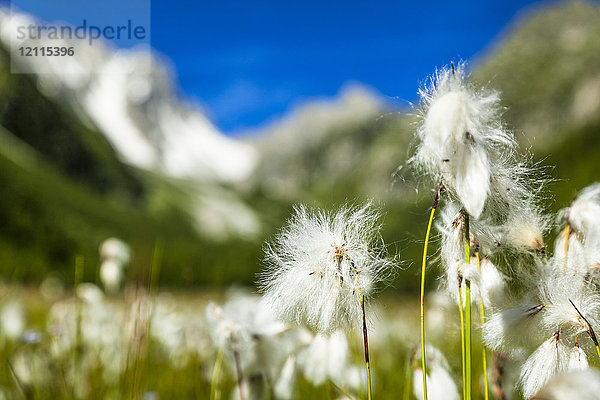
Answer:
0;285;504;400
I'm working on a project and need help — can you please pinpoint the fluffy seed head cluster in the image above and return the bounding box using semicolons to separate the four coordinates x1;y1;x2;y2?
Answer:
558;183;600;240
411;64;598;400
413;64;514;219
204;293;313;397
259;203;394;333
484;268;600;398
483;186;600;399
438;204;505;308
554;182;600;276
538;275;600;337
412;64;549;271
515;284;599;396
518;331;568;399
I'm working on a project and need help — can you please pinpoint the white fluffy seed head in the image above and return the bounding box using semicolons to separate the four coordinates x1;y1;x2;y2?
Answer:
413;64;514;218
479;257;506;308
483;304;547;353
556;183;600;277
273;355;297;400
204;302;248;353
259;203;394;334
0;301;26;340
100;259;124;294
412;365;459;400
560;183;600;241
487;153;548;222
538;274;600;337
502;210;547;256
439;205;469;305
567;344;589;371
204;295;304;381
297;329;360;389
552;227;586;275
519;332;569;399
439;204;468;267
443;259;482;308
438;204;506;308
532;368;600;400
99;237;130;264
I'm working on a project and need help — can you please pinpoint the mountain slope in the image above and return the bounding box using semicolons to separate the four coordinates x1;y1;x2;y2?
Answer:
0;33;262;284
0;7;258;184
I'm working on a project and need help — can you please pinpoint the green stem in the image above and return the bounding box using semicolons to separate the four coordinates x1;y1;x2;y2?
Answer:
149;239;164;297
74;255;84;399
458;283;466;400
210;348;224;400
465;281;472;400
233;343;245;400
137;240;164;398
563;224;570;273
331;381;355;400
464;213;472;400
476;252;489;400
358;288;372;400
419;182;443;400
7;360;27;399
403;354;413;400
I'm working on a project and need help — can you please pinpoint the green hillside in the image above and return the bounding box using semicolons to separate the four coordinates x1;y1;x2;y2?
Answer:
0;46;264;287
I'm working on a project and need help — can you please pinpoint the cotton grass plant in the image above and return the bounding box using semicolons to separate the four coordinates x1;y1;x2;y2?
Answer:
404;61;593;400
259;203;395;399
410;61;521;400
482;181;600;398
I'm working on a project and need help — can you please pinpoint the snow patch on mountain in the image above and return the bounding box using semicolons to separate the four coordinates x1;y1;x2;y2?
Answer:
0;8;258;185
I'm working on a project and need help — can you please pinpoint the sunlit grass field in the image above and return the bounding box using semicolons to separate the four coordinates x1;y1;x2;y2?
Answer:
0;281;507;400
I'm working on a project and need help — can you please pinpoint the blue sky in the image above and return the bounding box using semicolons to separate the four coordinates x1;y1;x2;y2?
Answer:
149;0;553;134
8;0;555;134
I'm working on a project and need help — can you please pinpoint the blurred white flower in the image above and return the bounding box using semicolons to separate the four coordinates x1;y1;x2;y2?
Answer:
99;237;131;264
0;300;26;341
47;283;127;384
532;368;600;400
99;237;131;293
298;329;361;390
412;345;459;400
11;345;51;387
100;259;124;294
273;355;297;400
205;293;310;396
